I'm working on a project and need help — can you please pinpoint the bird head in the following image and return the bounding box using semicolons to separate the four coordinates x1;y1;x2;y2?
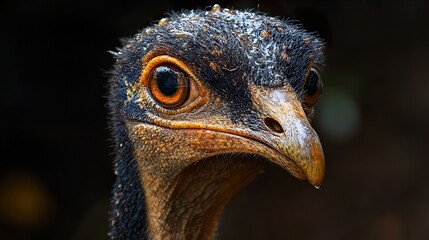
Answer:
109;5;325;239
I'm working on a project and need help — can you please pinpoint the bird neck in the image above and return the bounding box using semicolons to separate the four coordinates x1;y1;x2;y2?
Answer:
109;122;149;240
136;156;262;240
110;122;262;239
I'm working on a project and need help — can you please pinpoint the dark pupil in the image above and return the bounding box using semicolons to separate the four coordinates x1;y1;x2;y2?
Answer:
305;69;319;96
155;66;179;96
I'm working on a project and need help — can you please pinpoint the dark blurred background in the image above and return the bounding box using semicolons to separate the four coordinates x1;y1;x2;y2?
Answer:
1;0;428;239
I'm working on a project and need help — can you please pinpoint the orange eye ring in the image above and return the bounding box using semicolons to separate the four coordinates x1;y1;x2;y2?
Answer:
138;55;205;112
147;64;190;108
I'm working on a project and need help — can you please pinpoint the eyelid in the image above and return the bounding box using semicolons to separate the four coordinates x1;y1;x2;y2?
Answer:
139;55;199;88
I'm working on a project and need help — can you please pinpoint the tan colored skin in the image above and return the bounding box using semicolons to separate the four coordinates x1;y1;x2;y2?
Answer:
124;53;325;239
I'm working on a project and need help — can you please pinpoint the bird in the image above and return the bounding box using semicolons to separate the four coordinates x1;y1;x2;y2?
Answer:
107;4;325;240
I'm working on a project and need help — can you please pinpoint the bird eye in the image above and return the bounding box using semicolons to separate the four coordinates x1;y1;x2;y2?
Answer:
303;68;323;108
148;64;191;109
140;55;205;113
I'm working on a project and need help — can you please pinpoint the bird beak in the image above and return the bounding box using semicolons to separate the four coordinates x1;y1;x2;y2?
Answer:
275;110;325;187
254;88;325;187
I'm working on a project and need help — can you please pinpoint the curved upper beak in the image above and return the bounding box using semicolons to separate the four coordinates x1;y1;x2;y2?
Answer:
276;111;325;187
254;88;325;187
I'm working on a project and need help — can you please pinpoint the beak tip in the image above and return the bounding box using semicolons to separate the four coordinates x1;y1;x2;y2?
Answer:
308;175;324;189
306;141;325;189
310;173;324;187
303;158;324;188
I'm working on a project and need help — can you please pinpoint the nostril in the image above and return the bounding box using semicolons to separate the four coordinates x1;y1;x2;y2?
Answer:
264;117;284;133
